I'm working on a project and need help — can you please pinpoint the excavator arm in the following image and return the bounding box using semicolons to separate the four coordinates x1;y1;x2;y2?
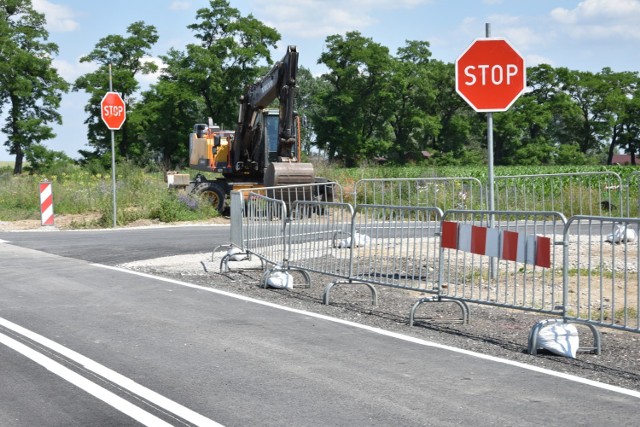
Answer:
234;45;299;172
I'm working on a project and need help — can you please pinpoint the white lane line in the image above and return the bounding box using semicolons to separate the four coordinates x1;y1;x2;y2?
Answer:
0;331;172;427
96;263;640;400
0;317;223;427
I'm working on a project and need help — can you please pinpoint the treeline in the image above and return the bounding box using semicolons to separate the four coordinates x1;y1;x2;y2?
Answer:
2;0;639;175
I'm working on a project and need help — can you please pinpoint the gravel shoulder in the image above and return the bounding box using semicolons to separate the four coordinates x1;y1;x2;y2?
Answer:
120;250;640;394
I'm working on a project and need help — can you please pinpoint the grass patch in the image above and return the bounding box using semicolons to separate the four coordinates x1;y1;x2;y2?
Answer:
0;162;220;227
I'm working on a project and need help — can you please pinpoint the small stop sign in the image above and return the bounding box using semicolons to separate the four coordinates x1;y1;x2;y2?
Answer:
455;38;526;112
101;92;126;130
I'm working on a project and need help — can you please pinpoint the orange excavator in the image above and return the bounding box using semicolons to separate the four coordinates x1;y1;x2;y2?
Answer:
170;45;318;213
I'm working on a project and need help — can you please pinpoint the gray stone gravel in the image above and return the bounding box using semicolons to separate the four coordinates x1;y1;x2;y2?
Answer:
121;253;640;394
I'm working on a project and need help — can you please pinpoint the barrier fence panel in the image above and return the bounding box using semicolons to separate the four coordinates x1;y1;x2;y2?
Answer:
438;210;566;314
243;192;288;267
561;216;639;333
229;181;344;251
494;172;623;218
353;178;485;211
349;205;443;292
286;201;355;278
627;171;640;218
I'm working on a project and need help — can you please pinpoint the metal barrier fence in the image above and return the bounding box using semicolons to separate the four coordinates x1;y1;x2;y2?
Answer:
222;177;640;356
353;177;485;210
349;205;442;292
435;210;566;314
528;215;640;354
286;200;355;279
494;172;623;218
229;181;344;251
562;216;639;332
243;192;287;268
286;203;448;308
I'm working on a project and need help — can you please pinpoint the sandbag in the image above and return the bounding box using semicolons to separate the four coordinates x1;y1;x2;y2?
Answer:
266;271;293;290
227;247;248;261
605;224;637;244
336;232;370;248
537;323;579;358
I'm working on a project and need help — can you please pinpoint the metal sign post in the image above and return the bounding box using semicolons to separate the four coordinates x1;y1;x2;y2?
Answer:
485;23;495;217
110;65;116;228
100;64;128;228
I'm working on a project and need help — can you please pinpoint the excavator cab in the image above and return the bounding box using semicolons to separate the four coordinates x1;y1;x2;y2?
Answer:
264;109;299;163
188;122;234;174
265;113;281;163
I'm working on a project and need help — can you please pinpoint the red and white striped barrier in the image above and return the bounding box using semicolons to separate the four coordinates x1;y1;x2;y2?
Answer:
441;221;550;268
39;181;54;226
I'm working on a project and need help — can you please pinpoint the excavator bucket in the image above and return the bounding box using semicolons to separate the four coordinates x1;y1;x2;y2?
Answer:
264;163;317;214
264;162;315;187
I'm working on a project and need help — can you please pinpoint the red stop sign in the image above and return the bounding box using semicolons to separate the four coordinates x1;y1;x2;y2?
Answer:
101;92;126;130
455;38;526;112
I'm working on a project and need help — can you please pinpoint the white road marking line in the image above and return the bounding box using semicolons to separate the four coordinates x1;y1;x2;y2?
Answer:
96;263;640;400
0;331;172;427
0;317;223;427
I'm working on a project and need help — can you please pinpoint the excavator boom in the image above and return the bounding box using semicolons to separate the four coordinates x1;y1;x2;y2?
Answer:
234;45;300;173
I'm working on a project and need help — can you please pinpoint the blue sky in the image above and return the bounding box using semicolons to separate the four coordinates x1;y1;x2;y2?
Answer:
2;0;640;161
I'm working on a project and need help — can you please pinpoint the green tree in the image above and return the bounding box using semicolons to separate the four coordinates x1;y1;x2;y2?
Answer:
162;0;280;130
429;60;482;164
73;21;158;160
24;144;74;174
492;106;526;165
314;31;395;166
135;78;203;168
598;68;640;164
618;84;640;165
490;65;562;166
555;67;610;155
0;0;68;174
140;0;281;169
387;40;438;162
511;65;558;164
295;66;330;155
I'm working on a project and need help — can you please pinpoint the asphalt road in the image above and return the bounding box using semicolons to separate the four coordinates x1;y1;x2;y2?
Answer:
1;226;639;426
0;225;230;264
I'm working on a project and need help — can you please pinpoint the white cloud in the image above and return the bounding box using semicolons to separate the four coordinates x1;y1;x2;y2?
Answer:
458;15;544;51
252;0;429;39
138;57;166;88
52;58;97;82
32;0;79;32
500;26;544;51
487;14;521;27
169;1;191;11
550;0;640;40
526;54;554;68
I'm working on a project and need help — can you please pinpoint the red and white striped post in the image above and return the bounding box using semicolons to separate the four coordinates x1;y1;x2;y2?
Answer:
39;181;54;226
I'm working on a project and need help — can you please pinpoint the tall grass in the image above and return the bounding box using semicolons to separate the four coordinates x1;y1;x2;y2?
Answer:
312;161;639;217
2;161;638;228
313;161;639;184
0;162;219;227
